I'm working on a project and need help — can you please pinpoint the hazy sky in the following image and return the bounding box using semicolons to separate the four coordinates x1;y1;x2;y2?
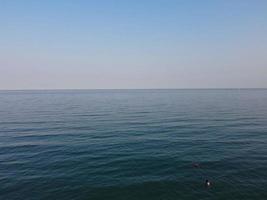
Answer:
1;0;267;89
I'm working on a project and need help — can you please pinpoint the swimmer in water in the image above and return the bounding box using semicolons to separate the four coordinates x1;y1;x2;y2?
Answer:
205;179;211;187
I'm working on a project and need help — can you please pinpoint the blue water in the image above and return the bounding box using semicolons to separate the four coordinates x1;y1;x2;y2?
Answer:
1;89;267;199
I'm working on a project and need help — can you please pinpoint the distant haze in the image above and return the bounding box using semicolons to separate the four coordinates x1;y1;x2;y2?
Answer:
1;0;267;89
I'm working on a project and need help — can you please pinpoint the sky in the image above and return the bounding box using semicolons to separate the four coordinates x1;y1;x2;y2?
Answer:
1;0;267;89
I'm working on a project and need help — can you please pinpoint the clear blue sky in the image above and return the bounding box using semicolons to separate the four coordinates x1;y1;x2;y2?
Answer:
1;0;267;89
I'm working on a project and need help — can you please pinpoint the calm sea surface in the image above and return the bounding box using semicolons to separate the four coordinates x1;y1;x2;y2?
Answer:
0;89;267;200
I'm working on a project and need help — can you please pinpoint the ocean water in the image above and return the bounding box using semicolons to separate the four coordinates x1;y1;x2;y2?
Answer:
0;89;267;200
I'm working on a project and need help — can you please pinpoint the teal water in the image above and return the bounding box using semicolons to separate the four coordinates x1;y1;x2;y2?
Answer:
1;89;267;199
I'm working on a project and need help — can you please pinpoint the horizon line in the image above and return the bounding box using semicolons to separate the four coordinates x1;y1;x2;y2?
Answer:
1;88;267;91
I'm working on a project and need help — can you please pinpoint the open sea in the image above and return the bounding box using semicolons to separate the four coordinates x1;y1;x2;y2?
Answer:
0;89;267;200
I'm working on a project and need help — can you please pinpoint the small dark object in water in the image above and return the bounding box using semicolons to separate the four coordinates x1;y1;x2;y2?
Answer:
205;179;211;187
193;163;200;168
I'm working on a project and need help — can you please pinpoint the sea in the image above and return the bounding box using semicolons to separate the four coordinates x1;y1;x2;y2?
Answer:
0;89;267;200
